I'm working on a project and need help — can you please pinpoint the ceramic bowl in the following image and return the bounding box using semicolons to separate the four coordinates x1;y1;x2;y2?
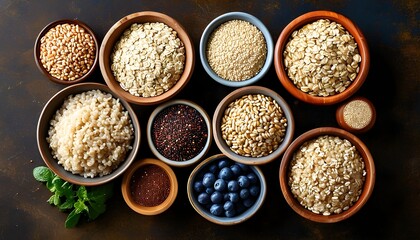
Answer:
37;82;141;186
279;127;375;223
213;86;295;165
147;99;212;167
336;96;376;134
200;11;273;87
121;158;178;215
187;154;267;225
34;19;99;85
274;10;370;105
99;11;195;105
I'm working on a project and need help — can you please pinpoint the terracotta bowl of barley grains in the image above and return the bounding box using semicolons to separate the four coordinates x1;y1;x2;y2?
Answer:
279;127;375;223
99;11;195;105
274;10;370;105
34;19;99;84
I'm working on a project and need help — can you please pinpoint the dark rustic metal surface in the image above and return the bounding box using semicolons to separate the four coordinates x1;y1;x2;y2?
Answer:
0;0;418;239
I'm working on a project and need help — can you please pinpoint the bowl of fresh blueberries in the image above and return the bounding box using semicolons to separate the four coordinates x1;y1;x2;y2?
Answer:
187;153;267;225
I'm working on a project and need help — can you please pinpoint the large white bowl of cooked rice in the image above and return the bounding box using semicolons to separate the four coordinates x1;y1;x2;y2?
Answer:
37;82;141;186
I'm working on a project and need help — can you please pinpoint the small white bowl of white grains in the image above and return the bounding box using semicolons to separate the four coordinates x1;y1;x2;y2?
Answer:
200;12;273;87
37;82;141;186
279;127;375;223
274;10;370;105
34;19;99;85
99;11;195;105
213;86;295;165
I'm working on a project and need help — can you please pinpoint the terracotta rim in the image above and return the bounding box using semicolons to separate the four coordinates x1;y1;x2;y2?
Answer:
274;10;370;105
336;96;377;133
99;11;195;105
279;127;376;223
34;19;99;85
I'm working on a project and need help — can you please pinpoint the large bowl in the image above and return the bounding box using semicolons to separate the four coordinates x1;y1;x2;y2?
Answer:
99;11;195;105
274;10;370;105
279;127;375;223
37;82;141;186
213;86;295;165
200;12;273;87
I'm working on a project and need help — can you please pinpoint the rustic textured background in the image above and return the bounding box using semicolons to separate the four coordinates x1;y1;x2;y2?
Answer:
0;0;418;239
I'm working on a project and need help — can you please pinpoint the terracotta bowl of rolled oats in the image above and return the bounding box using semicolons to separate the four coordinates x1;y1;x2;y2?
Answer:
212;86;295;165
99;11;195;105
279;127;375;223
274;10;370;105
34;19;99;85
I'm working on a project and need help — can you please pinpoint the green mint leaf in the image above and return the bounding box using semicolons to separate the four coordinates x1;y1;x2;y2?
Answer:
47;195;55;205
74;199;89;214
86;202;105;220
76;186;88;202
33;166;54;182
65;209;81;228
86;183;114;203
52;192;61;206
58;198;76;211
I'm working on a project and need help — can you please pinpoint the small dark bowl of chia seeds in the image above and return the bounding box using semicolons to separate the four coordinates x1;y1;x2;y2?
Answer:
147;99;212;167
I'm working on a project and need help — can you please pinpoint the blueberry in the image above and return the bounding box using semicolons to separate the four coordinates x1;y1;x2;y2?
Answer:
210;191;223;204
208;164;218;174
236;163;250;172
243;198;255;208
247;172;258;184
197;192;210;205
225;209;236;218
235;201;246;214
237;175;250;188
228;192;240;203
205;187;214;195
214;179;227;192
193;181;205;193
218;167;234;180
224;192;230;201
249;185;260;197
218;159;230;169
227;180;239;192
202;172;216;188
210;204;224;216
223;201;234;211
230;164;242;176
239;188;250;199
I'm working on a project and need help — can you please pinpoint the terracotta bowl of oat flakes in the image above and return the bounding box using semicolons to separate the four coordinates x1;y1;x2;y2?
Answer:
274;10;370;105
99;11;195;105
279;127;375;223
212;86;295;165
34;19;99;85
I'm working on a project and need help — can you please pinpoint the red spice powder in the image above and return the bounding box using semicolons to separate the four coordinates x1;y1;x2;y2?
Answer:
130;165;171;207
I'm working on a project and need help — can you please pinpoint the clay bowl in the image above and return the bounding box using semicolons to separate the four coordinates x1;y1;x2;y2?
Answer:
199;11;273;87
121;158;178;215
147;99;212;167
274;10;370;105
187;154;267;225
37;82;141;186
99;11;195;105
279;127;375;223
213;86;295;165
336;96;376;134
34;19;99;85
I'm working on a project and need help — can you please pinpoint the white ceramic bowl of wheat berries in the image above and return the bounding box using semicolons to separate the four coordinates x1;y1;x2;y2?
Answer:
200;12;273;87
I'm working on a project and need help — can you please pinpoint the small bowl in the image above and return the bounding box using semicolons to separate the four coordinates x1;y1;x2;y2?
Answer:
336;96;376;133
279;127;375;223
147;99;212;167
121;158;178;215
37;82;141;186
187;154;267;225
200;12;273;87
34;19;99;85
274;10;370;105
213;86;295;165
99;11;195;105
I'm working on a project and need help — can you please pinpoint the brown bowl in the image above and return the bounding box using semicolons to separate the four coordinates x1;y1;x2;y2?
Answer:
121;158;178;215
34;19;99;85
213;86;295;165
336;96;376;134
274;10;370;105
37;82;140;186
99;11;195;105
279;127;375;223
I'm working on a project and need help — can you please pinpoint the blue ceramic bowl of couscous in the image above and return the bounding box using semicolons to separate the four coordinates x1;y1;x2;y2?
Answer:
199;12;273;87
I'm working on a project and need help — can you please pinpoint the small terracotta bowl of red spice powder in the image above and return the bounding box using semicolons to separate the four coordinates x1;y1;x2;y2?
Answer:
147;99;212;167
121;158;178;215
